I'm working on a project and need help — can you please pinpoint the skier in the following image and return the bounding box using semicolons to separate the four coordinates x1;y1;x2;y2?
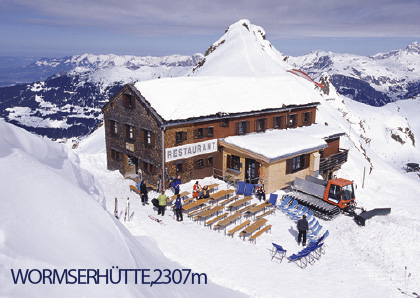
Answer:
157;190;167;216
171;175;181;195
138;180;148;206
297;215;309;246
174;194;183;222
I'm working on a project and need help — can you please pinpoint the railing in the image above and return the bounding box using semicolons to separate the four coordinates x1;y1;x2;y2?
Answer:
319;149;349;172
213;167;241;188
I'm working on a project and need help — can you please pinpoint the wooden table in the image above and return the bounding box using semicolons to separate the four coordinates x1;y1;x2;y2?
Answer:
240;218;268;240
193;205;224;224
168;191;190;203
182;199;209;214
227;196;252;211
245;202;271;219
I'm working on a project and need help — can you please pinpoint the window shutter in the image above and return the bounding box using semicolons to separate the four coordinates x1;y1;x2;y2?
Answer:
182;132;187;141
304;154;310;169
246;121;250;133
193;129;198;139
203;128;208;137
286;159;293;174
235;123;239;135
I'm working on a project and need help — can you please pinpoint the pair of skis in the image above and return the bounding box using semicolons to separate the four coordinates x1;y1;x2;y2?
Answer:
114;197;131;221
148;215;166;226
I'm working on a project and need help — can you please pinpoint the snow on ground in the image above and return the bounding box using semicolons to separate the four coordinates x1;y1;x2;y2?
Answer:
76;89;420;298
0;119;247;298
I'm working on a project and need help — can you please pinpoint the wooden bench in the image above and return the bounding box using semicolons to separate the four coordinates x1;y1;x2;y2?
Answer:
146;182;157;191
129;185;140;194
249;224;272;244
188;206;211;218
239;218;268;240
214;211;242;234
227;220;251;237
219;195;238;206
205;212;229;228
256;209;276;220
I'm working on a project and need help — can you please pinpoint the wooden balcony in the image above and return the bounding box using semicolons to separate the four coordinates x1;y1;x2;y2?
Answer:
319;149;349;172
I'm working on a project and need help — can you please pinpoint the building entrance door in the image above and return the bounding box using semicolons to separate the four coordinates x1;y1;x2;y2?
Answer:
245;158;260;184
126;155;138;178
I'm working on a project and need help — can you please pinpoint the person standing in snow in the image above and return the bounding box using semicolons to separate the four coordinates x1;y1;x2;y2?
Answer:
192;181;202;199
297;215;309;246
174;194;183;222
157;190;167;216
137;180;148;206
172;175;181;195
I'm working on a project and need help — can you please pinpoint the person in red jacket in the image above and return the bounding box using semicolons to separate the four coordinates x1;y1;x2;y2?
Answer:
192;181;202;199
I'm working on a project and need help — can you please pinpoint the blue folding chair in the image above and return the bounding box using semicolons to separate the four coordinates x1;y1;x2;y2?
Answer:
291;206;308;220
271;243;287;263
236;181;246;195
277;196;291;209
282;200;298;212
268;193;278;206
307;225;323;239
244;183;255;197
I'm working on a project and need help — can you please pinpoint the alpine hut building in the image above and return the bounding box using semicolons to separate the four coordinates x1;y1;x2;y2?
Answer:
101;75;348;193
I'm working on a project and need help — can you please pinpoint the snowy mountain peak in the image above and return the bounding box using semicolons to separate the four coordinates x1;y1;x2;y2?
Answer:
406;41;420;54
191;19;289;76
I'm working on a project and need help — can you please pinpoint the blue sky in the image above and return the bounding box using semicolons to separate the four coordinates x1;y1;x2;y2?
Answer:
1;0;419;58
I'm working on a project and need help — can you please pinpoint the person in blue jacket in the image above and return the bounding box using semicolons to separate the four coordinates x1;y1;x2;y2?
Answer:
174;194;183;222
137;180;148;206
171;175;181;195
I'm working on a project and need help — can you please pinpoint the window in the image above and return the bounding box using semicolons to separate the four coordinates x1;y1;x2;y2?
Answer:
328;184;341;203
109;120;118;134
220;119;229;127
227;154;241;171
175;131;187;144
303;112;312;124
207;157;214;167
287;114;297;127
142;129;155;147
255;118;267;132
207;127;214;137
197;159;204;169
124;125;135;140
292;155;304;171
235;121;249;135
123;94;135;108
193;128;204;139
176;163;183;174
273;116;284;129
110;149;121;161
286;154;309;174
143;161;154;174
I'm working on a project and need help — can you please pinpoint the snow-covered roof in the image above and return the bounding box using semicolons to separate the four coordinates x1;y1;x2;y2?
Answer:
220;124;345;162
134;75;321;121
